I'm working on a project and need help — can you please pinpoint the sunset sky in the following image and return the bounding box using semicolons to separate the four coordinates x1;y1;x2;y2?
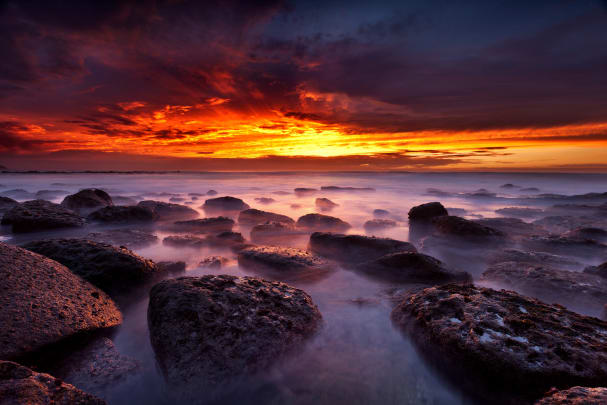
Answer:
1;0;607;171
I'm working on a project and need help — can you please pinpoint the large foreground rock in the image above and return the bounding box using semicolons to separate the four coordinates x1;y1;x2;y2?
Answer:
61;189;113;216
1;200;84;232
535;386;607;404
0;361;105;404
23;239;161;295
137;200;199;221
202;196;249;214
357;252;471;283
237;208;294;226
309;232;416;263
0;243;121;360
238;246;332;277
87;205;158;223
391;284;607;401
296;213;351;232
148;275;322;389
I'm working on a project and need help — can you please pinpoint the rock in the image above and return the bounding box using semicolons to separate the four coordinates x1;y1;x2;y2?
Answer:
206;190;218;196
408;202;448;221
0;361;105;404
137;200;199;221
0;196;18;213
500;183;518;189
0;242;121;360
431;215;506;240
391;284;607;401
156;261;186;274
147;275;322;389
272;191;291;196
488;249;581;270
237;208;295;226
481;262;607;316
363;219;397;232
535;386;607;404
521;187;540;192
171;217;234;234
425;188;453;197
189;193;204;197
204;231;247;250
309;232;416;263
296;213;351;232
254;197;275;205
495;207;545;218
85;229;159;249
61;189;113;215
87;206;158;223
0;189;35;200
356;252;471;283
35;189;69;200
463;188;497;198
315;197;338;211
1;200;85;232
202;196;249;214
473;217;547;239
111;195;138;206
320;186;375;192
444;207;467;216
55;337;140;397
163;235;206;248
563;227;607;243
290;203;302;209
250;222;302;245
373;209;390;217
294;188;317;196
199;256;229;269
23;239;161;295
532;216;599;234
521;235;607;259
169;197;185;203
238;246;332;276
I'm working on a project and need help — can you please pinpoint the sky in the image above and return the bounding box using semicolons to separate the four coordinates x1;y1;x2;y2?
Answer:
1;0;607;171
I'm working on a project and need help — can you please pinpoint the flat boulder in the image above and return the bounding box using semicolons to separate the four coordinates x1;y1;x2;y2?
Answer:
1;200;84;232
237;208;294;226
357;252;471;283
23;239;161;295
61;189;113;216
238;246;332;275
296;213;351;232
391;284;607;401
0;242;121;360
363;219;397;232
147;275;322;389
0;361;105;404
408;202;448;221
535;386;607;404
87;205;158;223
309;232;416;263
202;196;249;214
315;197;338;211
171;217;234;234
85;229;159;248
137;200;199;221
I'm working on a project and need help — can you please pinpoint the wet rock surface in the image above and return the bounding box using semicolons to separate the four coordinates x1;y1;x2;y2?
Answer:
431;215;506;241
137;200;199;221
238;246;332;274
171;216;234;234
363;219;398;232
147;275;322;389
23;238;161;295
237;208;294;226
391;284;607;401
535;386;607;404
309;232;416;263
356;252;471;283
0;360;106;404
87;205;158;223
202;196;249;214
408;202;448;221
61;189;113;216
85;229;159;248
0;242;121;360
1;200;85;232
296;213;351;232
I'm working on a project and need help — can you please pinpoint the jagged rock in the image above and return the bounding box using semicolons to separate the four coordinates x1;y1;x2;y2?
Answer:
521;235;607;259
0;242;121;360
315;198;338;211
488;249;581;270
535;386;607;404
474;217;547;239
137;200;198;221
391;284;607;401
408;202;448;221
202;196;249;214
85;229;159;249
147;275;322;389
199;256;229;269
0;361;105;404
309;232;416;263
238;246;332;275
23;239;161;295
363;219;397;232
1;200;85;232
237;208;294;226
61;189;113;215
296;213;351;232
356;252;471;283
171;217;234;234
87;206;158;223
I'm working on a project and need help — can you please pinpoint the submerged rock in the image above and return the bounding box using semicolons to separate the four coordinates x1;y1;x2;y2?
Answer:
0;361;105;404
23;239;161;295
363;218;398;232
309;232;416;263
202;196;249;214
87;205;158;223
171;217;234;234
85;229;159;249
356;252;471;283
147;275;322;389
61;189;113;216
315;197;338;211
408;202;448;221
391;284;607;401
0;242;121;360
238;246;332;276
1;200;85;232
535;386;607;404
137;200;199;221
237;208;294;226
296;213;351;232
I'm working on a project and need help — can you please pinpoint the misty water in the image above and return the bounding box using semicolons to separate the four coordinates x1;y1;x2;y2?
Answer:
2;171;607;404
